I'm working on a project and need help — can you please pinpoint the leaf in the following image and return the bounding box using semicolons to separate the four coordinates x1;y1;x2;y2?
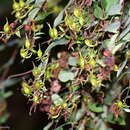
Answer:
51;94;64;106
28;8;40;20
35;0;45;7
75;108;85;121
116;59;127;77
43;121;54;130
23;8;40;24
0;79;21;89
58;70;75;82
118;24;130;40
53;0;73;27
94;5;103;19
88;102;103;113
15;31;21;38
112;41;126;54
101;0;119;14
68;56;78;66
35;12;52;22
123;108;130;113
107;113;126;125
103;33;118;49
122;32;130;42
104;22;120;33
108;4;122;16
53;10;64;28
45;38;67;54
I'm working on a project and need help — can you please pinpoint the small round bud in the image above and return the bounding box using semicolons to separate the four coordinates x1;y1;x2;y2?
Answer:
25;39;31;49
3;20;10;34
49;28;58;39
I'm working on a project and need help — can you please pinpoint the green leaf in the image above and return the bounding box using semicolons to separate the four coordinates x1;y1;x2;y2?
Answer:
75;108;85;121
94;5;103;19
123;108;130;113
35;0;45;7
103;33;118;49
108;4;122;16
58;70;75;82
88;102;103;113
101;0;119;14
68;56;78;66
112;41;127;54
45;39;67;55
119;24;130;40
43;121;54;130
107;113;126;125
51;94;64;106
35;12;52;22
15;31;21;38
104;22;120;33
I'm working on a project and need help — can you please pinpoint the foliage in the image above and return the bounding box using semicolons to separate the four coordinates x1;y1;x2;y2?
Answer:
1;0;130;129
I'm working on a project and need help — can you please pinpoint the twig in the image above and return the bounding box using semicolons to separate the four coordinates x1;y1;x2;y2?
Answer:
8;70;32;79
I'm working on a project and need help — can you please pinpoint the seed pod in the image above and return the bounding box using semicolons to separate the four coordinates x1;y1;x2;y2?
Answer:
25;39;31;49
15;12;21;19
74;8;82;18
116;101;123;108
20;48;27;58
3;20;10;34
34;80;43;90
32;67;41;76
19;0;25;8
49;28;58;39
12;0;19;11
21;82;32;96
37;47;43;58
33;95;39;104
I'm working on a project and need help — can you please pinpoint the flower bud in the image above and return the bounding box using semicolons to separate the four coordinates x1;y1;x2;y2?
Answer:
3;20;10;34
49;28;58;39
37;48;43;58
33;95;39;104
25;39;31;49
19;0;25;8
13;0;19;11
21;82;32;96
79;53;85;69
74;8;82;18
